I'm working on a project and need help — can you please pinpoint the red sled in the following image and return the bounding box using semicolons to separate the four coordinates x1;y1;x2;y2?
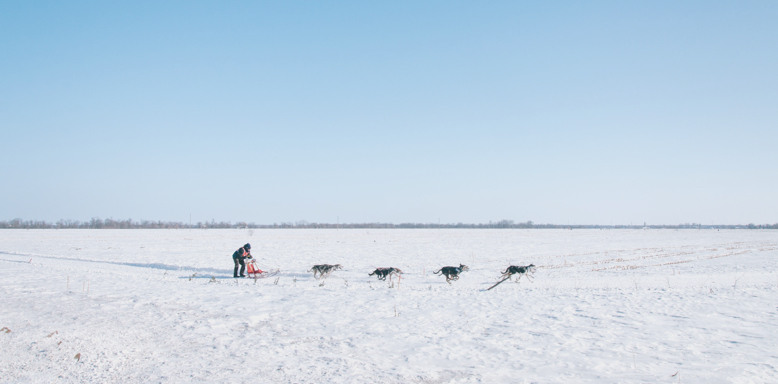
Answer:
246;260;279;279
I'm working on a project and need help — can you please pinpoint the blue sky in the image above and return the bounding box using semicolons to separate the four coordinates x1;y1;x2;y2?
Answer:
1;1;776;225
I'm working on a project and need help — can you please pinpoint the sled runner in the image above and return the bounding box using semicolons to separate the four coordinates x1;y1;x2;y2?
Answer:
246;260;279;279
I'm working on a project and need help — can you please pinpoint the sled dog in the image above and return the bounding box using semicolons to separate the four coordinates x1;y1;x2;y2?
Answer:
433;264;469;284
500;264;536;282
368;267;403;281
308;264;342;279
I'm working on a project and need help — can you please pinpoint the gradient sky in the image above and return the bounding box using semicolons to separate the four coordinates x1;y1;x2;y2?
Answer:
1;1;776;225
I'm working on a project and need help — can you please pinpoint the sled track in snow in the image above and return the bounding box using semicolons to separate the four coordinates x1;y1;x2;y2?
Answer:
0;250;229;275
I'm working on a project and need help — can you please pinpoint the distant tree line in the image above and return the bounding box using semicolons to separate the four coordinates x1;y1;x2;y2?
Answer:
0;218;235;229
1;218;777;230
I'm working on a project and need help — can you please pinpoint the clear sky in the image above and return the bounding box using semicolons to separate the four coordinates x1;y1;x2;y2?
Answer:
1;1;776;225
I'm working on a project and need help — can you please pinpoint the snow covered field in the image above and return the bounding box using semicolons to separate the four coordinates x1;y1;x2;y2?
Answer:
1;228;776;383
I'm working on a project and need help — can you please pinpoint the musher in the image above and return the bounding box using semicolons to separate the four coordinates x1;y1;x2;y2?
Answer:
232;243;253;278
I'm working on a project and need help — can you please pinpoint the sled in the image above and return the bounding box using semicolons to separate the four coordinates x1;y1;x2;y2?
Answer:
246;260;279;279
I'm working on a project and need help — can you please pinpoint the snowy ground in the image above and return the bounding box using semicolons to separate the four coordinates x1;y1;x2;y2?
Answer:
1;228;776;383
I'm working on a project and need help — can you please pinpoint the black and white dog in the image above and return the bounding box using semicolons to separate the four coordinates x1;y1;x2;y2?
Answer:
500;264;536;283
433;264;469;284
308;264;342;279
368;267;403;281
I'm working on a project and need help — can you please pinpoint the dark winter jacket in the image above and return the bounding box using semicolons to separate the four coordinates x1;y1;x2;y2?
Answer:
232;247;252;260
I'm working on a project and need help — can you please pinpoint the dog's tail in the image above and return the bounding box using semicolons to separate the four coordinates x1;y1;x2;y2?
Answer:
368;270;376;276
432;269;442;275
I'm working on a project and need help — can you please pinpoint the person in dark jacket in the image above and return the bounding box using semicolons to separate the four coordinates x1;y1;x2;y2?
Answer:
232;243;253;278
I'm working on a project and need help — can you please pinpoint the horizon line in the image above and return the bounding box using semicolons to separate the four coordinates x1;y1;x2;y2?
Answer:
1;218;776;230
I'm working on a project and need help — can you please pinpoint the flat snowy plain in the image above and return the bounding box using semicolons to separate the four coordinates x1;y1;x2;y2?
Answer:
1;229;776;383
